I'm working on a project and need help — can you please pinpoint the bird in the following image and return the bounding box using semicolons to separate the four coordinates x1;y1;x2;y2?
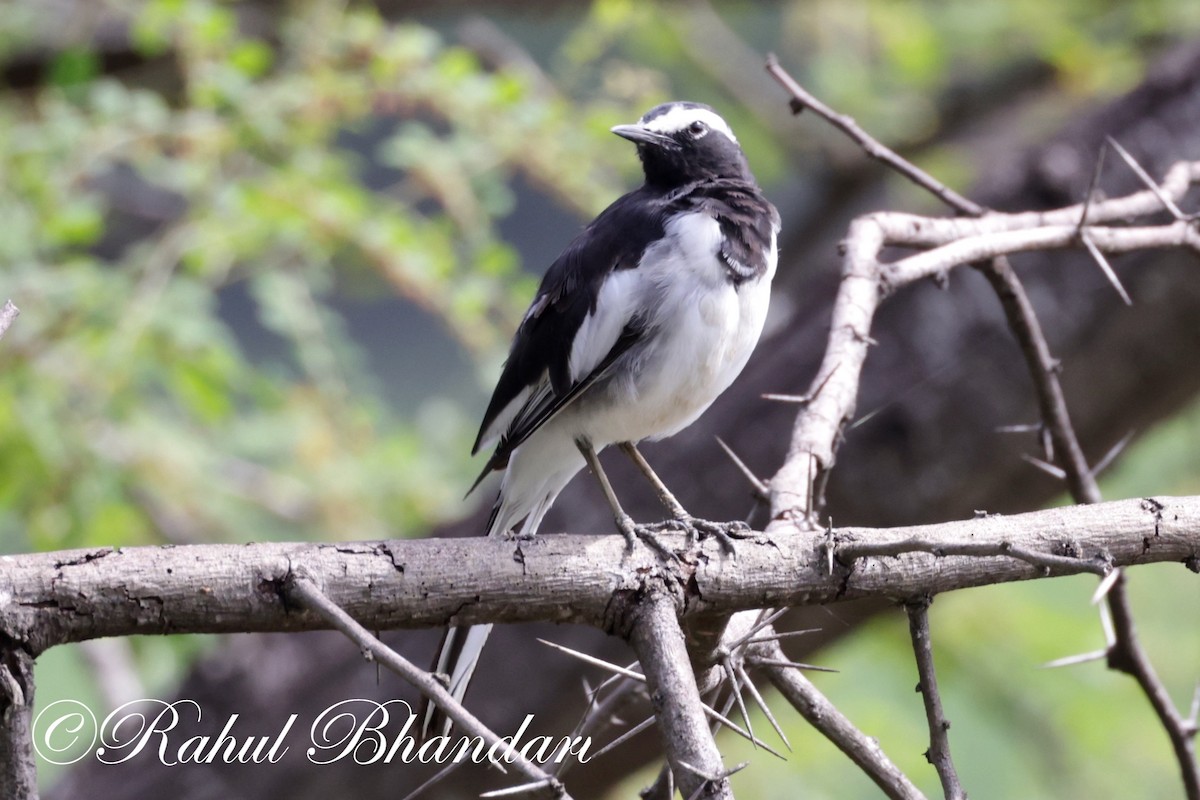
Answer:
423;101;780;738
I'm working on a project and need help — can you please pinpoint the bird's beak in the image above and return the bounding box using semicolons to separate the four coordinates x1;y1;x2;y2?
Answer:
610;123;676;148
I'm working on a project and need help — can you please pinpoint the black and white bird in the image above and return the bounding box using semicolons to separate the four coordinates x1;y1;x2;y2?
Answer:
425;101;780;737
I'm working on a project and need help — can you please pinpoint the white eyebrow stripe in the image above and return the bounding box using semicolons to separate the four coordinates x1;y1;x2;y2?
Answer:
642;106;737;145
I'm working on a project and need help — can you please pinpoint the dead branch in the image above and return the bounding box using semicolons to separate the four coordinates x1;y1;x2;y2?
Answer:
0;641;36;800
767;56;1200;799
626;591;731;800
285;574;570;800
1;496;1197;654
906;599;965;800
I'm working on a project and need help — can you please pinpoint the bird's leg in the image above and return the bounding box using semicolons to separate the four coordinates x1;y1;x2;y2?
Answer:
617;442;689;520
618;442;751;552
575;438;677;560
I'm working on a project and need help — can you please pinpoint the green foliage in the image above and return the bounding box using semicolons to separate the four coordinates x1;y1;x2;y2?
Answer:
0;0;649;554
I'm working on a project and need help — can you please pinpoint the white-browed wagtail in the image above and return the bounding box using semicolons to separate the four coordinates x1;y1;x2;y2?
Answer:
425;101;780;738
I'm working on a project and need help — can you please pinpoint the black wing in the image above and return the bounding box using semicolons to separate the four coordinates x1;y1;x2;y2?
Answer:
471;186;669;455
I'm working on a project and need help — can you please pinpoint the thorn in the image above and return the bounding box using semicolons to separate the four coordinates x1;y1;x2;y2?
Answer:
995;422;1042;434
722;658;756;748
762;364;840;407
825;517;835;575
1080;231;1132;305
715;437;769;498
747;628;821;644
729;608;791;651
398;758;471;800
1091;567;1122;606
1042;649;1109;669
678;759;750;800
1099;599;1116;647
537;639;646;683
1107;137;1187;220
676;758;748;783
1076;143;1108;232
479;779;558;798
748;657;839;674
1090;430;1135;479
762;392;812;404
737;663;792;751
589;716;656;761
699;699;787;759
1022;453;1067;480
1040;425;1055;462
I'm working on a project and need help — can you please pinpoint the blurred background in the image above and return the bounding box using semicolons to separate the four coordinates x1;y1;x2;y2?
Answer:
3;1;1200;798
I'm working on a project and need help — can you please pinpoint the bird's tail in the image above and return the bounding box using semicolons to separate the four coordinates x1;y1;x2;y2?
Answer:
420;622;494;740
421;484;558;739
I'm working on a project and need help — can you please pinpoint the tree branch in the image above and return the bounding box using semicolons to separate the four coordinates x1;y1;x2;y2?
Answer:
626;590;731;800
0;637;36;800
766;58;1200;799
1105;571;1200;799
1;497;1196;654
285;574;570;799
906;599;964;800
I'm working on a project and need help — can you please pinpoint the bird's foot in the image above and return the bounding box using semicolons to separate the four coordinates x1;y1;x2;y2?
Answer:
645;516;752;555
615;513;681;561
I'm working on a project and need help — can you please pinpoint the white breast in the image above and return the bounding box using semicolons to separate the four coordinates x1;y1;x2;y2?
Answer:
572;212;777;445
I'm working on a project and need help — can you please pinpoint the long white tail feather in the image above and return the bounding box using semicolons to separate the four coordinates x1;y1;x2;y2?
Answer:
423;623;494;740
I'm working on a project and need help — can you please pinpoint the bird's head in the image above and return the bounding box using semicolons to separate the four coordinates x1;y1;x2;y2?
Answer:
611;102;752;187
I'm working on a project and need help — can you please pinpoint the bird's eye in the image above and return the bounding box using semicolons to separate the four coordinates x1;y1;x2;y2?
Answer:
688;121;707;137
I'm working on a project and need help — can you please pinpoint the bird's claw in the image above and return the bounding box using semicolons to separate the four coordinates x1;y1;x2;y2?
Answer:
642;515;752;555
616;512;751;559
686;517;751;555
614;514;681;561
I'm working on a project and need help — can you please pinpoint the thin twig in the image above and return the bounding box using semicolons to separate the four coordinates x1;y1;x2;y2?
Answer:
765;54;984;215
286;575;569;799
836;537;1109;577
1106;573;1200;799
906;599;965;800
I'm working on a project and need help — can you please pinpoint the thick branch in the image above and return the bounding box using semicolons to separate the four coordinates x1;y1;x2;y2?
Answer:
1;497;1197;653
0;639;36;800
627;591;731;800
